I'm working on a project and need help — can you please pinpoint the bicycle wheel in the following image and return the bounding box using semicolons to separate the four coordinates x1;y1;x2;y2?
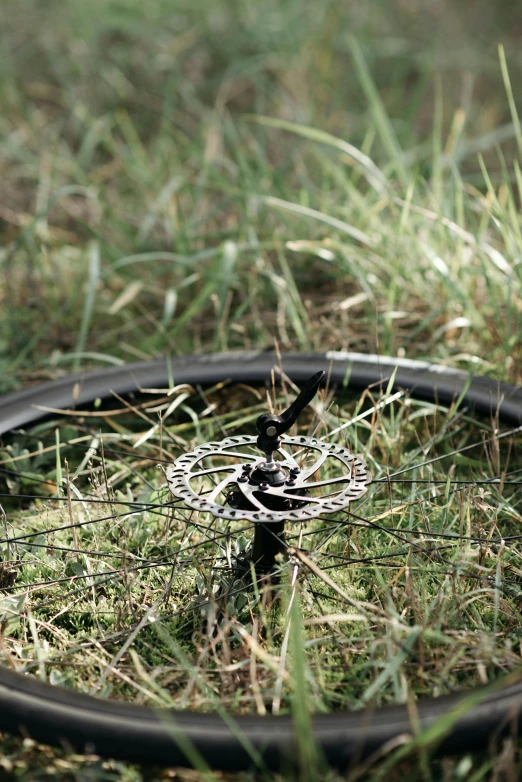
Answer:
0;350;521;771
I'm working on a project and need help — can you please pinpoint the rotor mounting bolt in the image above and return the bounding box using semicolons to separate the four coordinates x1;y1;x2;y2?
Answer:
238;475;248;483
290;466;300;474
286;479;296;487
259;482;268;491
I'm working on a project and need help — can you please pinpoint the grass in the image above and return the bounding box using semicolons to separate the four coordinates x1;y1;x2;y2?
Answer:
8;386;521;706
2;0;522;778
3;381;522;782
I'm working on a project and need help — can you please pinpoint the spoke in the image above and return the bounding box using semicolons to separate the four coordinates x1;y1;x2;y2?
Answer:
0;492;175;508
14;579;259;672
2;372;522;718
6;523;254;600
15;540;151;559
0;501;200;547
388;425;522;478
291;475;353;490
266;486;342;505
353;412;483;514
373;477;522;485
10;428;176;466
324;390;404;438
0;463;187;508
329;514;522;545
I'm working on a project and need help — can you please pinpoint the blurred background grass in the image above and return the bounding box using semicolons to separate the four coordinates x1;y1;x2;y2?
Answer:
1;0;522;778
1;0;522;394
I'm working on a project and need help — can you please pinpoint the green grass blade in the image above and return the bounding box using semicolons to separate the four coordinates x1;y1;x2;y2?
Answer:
73;241;100;372
246;114;389;194
348;36;409;186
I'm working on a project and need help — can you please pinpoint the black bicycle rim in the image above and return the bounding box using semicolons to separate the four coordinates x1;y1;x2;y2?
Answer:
0;350;521;771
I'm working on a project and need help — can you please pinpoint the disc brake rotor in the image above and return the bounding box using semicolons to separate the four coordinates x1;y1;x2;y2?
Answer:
167;370;372;573
166;435;371;523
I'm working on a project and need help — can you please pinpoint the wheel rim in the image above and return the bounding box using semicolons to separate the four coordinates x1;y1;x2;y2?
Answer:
1;351;522;770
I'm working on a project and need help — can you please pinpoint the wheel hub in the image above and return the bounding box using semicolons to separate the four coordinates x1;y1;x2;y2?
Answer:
166;371;372;570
